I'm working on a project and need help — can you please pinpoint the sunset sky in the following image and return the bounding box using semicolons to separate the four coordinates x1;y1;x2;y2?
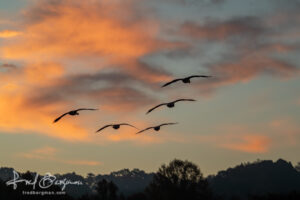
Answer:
0;0;299;176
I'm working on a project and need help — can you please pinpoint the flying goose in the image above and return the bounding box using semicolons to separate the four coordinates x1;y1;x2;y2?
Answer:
96;123;137;133
53;108;98;123
146;99;196;114
162;75;212;88
136;123;178;134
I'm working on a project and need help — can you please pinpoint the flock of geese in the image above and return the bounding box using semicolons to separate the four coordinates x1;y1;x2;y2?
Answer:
53;75;212;134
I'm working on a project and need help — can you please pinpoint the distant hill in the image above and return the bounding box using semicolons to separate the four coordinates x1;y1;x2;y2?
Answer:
208;159;300;199
0;167;15;181
55;172;92;198
1;159;300;199
94;168;154;196
0;167;153;198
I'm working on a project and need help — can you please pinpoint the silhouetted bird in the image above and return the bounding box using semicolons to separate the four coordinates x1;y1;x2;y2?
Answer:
162;75;212;87
96;123;137;133
146;99;196;114
53;108;97;123
136;123;178;134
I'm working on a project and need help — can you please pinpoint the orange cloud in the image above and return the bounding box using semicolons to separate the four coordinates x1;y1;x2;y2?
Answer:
220;134;271;153
1;0;174;86
17;146;102;166
0;30;22;38
0;61;91;142
1;0;172;62
0;63;170;144
0;0;175;143
0;68;169;144
62;160;101;166
19;146;57;159
269;119;299;146
193;126;272;153
24;62;64;85
0;86;91;142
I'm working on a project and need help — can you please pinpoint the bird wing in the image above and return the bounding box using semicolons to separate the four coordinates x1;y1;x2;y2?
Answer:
173;99;196;103
53;112;69;123
161;79;182;87
188;75;212;79
76;108;98;112
136;127;154;134
119;123;138;129
160;122;178;127
96;125;113;133
146;103;167;114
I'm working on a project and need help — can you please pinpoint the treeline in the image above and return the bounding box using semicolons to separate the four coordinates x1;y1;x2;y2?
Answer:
1;159;300;200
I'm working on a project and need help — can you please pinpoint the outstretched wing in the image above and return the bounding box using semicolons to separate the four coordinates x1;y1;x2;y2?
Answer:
120;123;138;129
53;112;69;123
96;125;113;133
173;99;196;103
136;127;154;134
146;103;167;114
188;75;212;79
76;108;98;112
160;122;178;127
161;79;182;88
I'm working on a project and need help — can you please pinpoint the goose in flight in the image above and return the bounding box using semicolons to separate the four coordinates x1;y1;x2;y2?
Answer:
162;75;212;88
96;123;137;133
53;108;97;123
146;99;196;114
136;123;178;134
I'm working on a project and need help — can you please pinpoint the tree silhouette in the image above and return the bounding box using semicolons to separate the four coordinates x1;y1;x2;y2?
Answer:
96;179;118;200
0;179;20;200
146;159;212;200
210;159;300;199
127;192;147;200
248;191;300;200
